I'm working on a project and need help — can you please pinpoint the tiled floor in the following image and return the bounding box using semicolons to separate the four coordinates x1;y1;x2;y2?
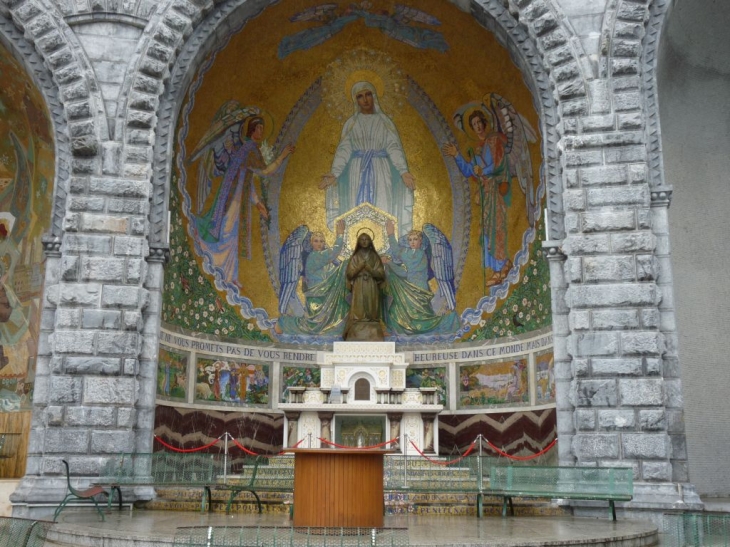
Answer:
45;509;659;547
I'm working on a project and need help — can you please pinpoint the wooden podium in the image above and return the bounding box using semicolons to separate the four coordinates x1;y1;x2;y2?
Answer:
288;449;391;528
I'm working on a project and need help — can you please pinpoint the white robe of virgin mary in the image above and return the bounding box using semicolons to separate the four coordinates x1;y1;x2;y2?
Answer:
325;82;414;236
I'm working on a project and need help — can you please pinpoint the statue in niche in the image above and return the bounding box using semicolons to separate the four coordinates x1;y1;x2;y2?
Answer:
343;230;385;341
318;412;333;448
423;415;435;453
286;413;300;447
388;413;402;450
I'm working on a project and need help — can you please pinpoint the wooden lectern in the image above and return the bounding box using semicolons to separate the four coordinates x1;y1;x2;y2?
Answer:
288;449;392;528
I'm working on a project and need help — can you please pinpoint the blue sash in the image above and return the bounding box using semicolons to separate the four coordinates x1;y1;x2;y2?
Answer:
354;149;388;205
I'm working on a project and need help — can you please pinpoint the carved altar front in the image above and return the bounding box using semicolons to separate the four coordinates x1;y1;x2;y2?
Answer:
279;342;442;454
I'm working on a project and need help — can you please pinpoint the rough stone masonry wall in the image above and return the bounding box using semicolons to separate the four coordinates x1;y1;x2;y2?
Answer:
0;0;699;510
1;0;159;503
554;0;695;506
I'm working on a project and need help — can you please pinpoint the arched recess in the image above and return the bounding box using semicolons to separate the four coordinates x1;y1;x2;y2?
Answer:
144;0;589;454
0;14;70;241
655;0;730;496
0;12;69;477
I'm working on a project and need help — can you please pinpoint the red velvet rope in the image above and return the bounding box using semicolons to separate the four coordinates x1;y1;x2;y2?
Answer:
230;437;305;457
318;437;400;450
484;438;557;461
408;440;476;465
153;434;557;461
289;438;306;450
153;435;221;453
230;438;259;456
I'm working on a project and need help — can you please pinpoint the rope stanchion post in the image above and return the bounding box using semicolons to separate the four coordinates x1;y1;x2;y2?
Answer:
401;434;408;487
477;434;483;492
476;434;484;519
223;433;229;485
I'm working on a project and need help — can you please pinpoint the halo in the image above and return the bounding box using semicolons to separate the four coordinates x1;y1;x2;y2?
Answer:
188;102;257;161
240;109;275;143
356;227;376;241
461;105;493;142
345;70;385;100
322;48;407;122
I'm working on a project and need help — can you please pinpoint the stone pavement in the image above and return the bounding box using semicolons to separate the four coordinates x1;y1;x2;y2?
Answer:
42;509;660;547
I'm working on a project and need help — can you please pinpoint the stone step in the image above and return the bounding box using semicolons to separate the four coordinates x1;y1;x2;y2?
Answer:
144;486;568;518
384;470;474;478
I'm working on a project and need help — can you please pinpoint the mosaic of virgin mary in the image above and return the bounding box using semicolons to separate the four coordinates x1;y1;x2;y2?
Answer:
168;1;547;346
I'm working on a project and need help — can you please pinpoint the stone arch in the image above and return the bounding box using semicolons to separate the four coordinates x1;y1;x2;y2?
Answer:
139;0;591;457
140;0;590;438
601;0;667;190
641;0;673;191
2;0;108;175
0;11;70;241
112;1;214;182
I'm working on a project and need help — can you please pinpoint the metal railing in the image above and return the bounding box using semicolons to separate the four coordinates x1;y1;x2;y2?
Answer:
663;512;730;547
0;517;53;547
172;526;409;547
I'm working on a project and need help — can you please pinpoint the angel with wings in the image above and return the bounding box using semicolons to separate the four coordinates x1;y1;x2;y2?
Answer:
442;93;537;288
276;220;349;336
188;102;295;288
382;220;460;336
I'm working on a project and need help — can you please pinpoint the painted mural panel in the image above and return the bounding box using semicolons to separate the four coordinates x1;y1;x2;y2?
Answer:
459;358;529;408
405;366;447;406
195;357;270;406
283;366;321;388
535;349;555;404
0;43;54;412
163;0;550;347
157;347;188;401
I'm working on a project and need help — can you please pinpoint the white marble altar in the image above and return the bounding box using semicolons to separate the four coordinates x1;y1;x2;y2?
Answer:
279;342;442;454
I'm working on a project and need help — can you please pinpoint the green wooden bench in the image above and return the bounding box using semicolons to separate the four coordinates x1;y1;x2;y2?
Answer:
218;456;295;514
55;459;110;522
0;516;53;547
489;465;633;520
95;452;223;512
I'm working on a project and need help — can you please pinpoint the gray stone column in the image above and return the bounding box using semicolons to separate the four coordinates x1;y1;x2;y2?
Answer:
12;175;151;514
560;138;701;511
544;242;571;465
650;189;690;486
139;247;168;453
